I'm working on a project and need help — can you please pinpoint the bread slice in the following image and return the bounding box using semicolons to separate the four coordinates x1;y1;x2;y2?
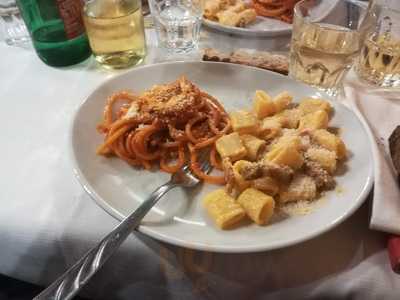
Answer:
202;48;289;75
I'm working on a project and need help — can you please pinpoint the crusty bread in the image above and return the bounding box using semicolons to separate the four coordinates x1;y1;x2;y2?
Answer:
202;48;289;75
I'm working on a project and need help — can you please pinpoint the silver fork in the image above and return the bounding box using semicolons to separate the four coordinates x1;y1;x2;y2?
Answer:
34;153;211;300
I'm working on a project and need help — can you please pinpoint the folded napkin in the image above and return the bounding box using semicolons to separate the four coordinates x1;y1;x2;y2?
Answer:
343;72;400;235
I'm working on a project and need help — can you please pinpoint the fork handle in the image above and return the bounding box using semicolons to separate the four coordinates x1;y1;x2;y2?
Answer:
34;182;177;300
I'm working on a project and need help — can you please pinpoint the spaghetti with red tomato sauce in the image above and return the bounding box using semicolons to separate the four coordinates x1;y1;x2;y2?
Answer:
96;76;230;184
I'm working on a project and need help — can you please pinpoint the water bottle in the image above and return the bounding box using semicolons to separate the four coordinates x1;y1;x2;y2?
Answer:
17;0;91;66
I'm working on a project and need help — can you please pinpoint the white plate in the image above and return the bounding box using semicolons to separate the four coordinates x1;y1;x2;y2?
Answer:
202;0;341;37
203;16;293;37
71;62;373;253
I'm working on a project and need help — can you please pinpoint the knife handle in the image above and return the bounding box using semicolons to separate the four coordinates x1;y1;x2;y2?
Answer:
388;235;400;274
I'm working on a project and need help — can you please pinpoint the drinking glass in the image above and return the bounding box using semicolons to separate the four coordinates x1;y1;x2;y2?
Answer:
0;0;29;46
149;0;202;53
289;0;367;96
83;0;147;69
355;4;400;88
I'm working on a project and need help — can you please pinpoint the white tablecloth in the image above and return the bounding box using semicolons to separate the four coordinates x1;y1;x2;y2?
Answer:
0;24;399;299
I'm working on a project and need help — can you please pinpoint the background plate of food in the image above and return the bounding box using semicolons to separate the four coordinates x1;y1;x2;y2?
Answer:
203;0;341;37
71;61;373;253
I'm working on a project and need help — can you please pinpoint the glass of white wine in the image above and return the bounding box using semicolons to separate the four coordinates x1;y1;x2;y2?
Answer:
355;4;400;89
83;0;147;69
289;0;368;96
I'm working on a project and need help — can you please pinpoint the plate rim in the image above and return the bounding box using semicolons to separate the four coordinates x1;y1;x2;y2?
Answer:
69;61;374;253
202;17;292;37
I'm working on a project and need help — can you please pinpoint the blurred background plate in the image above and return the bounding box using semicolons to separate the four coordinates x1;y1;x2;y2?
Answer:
202;0;341;37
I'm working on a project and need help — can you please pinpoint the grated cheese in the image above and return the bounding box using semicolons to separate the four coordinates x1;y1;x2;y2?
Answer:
124;102;139;119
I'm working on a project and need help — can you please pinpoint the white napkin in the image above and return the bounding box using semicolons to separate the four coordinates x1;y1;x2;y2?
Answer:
343;72;400;235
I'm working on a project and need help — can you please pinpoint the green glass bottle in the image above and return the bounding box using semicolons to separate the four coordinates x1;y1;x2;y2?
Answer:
17;0;91;67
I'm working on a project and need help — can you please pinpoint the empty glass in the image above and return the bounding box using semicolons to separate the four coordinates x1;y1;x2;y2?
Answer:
0;0;29;46
149;0;202;53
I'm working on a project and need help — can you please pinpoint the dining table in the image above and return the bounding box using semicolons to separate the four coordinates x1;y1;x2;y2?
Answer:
1;4;400;299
